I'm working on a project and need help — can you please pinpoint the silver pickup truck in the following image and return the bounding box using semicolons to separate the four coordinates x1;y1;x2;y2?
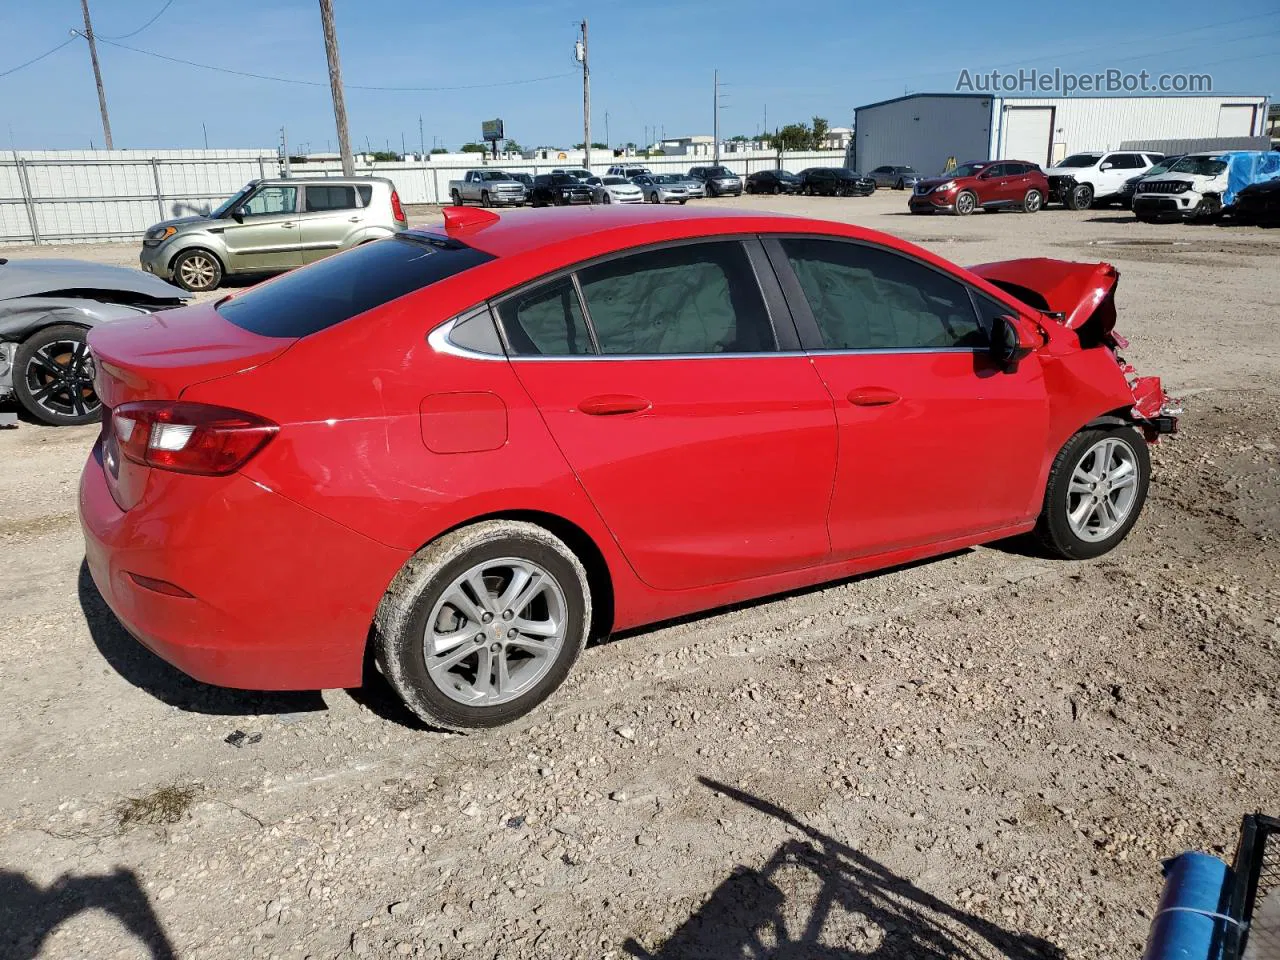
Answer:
448;170;527;207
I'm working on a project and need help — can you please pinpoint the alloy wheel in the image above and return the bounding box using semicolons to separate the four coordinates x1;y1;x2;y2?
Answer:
422;558;568;707
178;253;218;291
23;338;98;421
1066;437;1140;541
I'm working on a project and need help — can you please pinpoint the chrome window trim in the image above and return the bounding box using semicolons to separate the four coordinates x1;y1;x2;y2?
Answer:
429;314;509;361
501;350;811;363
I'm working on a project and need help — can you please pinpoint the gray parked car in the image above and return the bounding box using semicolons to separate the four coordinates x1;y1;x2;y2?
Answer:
687;165;743;197
139;177;407;293
0;258;187;425
632;174;691;204
868;165;923;189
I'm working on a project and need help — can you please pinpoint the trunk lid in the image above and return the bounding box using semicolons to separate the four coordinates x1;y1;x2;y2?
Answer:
968;258;1118;337
88;302;294;510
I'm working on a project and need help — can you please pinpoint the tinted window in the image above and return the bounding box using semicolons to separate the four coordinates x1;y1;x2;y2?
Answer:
244;185;296;216
496;277;593;356
577;241;775;355
217;235;493;338
781;238;985;350
448;306;505;355
357;184;373;206
305;185;357;212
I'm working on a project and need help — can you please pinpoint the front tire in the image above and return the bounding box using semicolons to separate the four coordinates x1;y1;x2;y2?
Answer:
171;248;223;292
13;324;100;426
374;520;591;731
1067;183;1094;210
954;190;977;216
1035;426;1150;560
450;190;463;206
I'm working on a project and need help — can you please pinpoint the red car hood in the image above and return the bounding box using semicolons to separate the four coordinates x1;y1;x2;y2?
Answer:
968;258;1118;331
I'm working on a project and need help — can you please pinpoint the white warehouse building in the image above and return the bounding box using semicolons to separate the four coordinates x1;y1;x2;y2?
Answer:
852;93;1270;175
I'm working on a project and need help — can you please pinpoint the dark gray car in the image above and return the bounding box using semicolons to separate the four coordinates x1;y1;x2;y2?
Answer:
868;165;922;189
0;258;187;425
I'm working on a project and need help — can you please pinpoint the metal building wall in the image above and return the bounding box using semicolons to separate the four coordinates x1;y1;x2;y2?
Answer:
853;96;993;176
988;96;1269;161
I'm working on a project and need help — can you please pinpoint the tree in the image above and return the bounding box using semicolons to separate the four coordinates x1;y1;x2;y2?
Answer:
572;142;610;150
368;151;400;162
460;142;487;153
502;139;524;154
729;134;749;143
810;116;830;150
771;123;812;152
430;147;449;155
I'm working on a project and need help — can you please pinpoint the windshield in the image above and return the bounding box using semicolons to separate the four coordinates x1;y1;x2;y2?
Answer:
210;184;255;219
898;166;918;174
1168;155;1228;176
652;174;683;184
603;176;628;185
482;171;510;181
1144;156;1183;177
549;174;578;185
943;163;987;178
1058;153;1103;168
707;167;734;177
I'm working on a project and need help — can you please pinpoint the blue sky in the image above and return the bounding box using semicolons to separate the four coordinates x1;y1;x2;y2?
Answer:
3;0;1278;152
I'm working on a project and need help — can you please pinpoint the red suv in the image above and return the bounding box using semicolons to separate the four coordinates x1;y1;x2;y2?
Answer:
910;160;1049;215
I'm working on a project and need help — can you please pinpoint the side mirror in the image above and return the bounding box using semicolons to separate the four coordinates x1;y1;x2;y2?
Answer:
1100;162;1113;171
989;315;1034;370
233;206;248;222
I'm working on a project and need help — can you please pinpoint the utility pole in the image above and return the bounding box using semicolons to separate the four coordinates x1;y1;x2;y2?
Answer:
318;0;354;176
713;70;719;164
280;126;291;177
401;132;406;158
605;111;610;152
576;19;590;170
419;116;424;157
202;122;208;150
79;0;114;149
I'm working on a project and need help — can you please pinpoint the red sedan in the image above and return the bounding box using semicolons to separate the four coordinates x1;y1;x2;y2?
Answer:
80;205;1178;730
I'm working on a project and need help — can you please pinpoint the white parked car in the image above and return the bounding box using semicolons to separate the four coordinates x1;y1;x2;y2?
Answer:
593;176;644;204
1043;151;1163;208
1131;153;1231;222
606;164;652;179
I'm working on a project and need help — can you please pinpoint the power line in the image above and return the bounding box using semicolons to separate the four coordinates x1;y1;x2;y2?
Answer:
92;36;576;91
0;36;78;78
102;0;178;40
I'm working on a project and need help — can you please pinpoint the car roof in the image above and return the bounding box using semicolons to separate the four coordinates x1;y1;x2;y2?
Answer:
259;176;393;187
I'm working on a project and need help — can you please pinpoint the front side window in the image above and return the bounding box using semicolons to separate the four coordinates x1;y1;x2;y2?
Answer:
576;241;775;355
304;185;357;212
1059;153;1102;168
496;277;594;356
243;185;297;216
781;238;985;350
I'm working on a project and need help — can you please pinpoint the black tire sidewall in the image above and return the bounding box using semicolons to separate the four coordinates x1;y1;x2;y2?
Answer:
377;527;589;730
1038;426;1150;560
13;324;100;426
172;248;223;292
1023;189;1042;212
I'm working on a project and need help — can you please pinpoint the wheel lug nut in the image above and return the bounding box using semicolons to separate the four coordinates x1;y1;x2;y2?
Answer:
502;610;514;620
481;612;493;623
474;634;484;644
507;628;518;639
490;642;501;652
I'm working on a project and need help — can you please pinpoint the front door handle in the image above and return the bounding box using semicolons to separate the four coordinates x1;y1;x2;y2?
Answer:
578;394;651;416
349;216;363;223
848;387;900;407
280;222;295;228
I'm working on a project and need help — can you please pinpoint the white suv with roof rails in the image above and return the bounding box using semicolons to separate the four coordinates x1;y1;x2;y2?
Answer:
1043;151;1163;209
606;165;653;179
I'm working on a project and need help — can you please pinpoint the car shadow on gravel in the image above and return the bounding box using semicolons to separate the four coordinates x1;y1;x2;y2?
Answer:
0;867;176;960
78;560;326;717
625;779;1065;960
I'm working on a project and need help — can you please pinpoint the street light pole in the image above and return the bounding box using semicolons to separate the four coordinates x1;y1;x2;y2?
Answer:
713;70;719;164
317;0;354;176
577;19;590;171
79;0;114;149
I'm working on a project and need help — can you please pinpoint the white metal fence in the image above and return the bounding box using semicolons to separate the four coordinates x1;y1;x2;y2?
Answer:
0;148;847;246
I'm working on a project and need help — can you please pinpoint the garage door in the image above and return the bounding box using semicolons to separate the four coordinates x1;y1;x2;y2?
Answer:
1217;104;1256;137
1003;107;1053;166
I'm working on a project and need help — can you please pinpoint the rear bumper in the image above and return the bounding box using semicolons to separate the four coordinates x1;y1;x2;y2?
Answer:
78;447;409;690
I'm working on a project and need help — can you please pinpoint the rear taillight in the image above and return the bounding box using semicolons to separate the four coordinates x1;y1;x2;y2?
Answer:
111;401;277;476
390;189;406;224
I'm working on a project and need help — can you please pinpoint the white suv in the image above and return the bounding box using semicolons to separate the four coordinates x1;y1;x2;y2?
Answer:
606;165;652;179
1131;153;1231;223
1044;151;1163;208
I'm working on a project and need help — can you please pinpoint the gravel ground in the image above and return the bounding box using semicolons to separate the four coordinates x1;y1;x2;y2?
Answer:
1;192;1277;960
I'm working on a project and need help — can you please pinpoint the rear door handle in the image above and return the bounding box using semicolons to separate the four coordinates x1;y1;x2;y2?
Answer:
847;387;900;407
280;222;295;228
578;394;651;416
349;216;363;223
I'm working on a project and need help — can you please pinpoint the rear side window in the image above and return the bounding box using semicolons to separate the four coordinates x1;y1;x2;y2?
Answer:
781;238;985;350
216;236;494;338
305;185;357;212
357;184;373;206
497;277;594;356
577;241;775;355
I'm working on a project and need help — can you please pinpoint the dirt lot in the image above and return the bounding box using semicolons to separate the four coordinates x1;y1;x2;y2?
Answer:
1;192;1277;960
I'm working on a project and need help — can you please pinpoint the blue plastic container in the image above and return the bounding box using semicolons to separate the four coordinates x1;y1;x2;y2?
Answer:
1143;852;1235;960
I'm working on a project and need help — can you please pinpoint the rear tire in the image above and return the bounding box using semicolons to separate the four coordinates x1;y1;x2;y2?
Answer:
450;190;463;206
13;324;101;426
1035;426;1150;560
374;520;591;731
1022;189;1043;213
